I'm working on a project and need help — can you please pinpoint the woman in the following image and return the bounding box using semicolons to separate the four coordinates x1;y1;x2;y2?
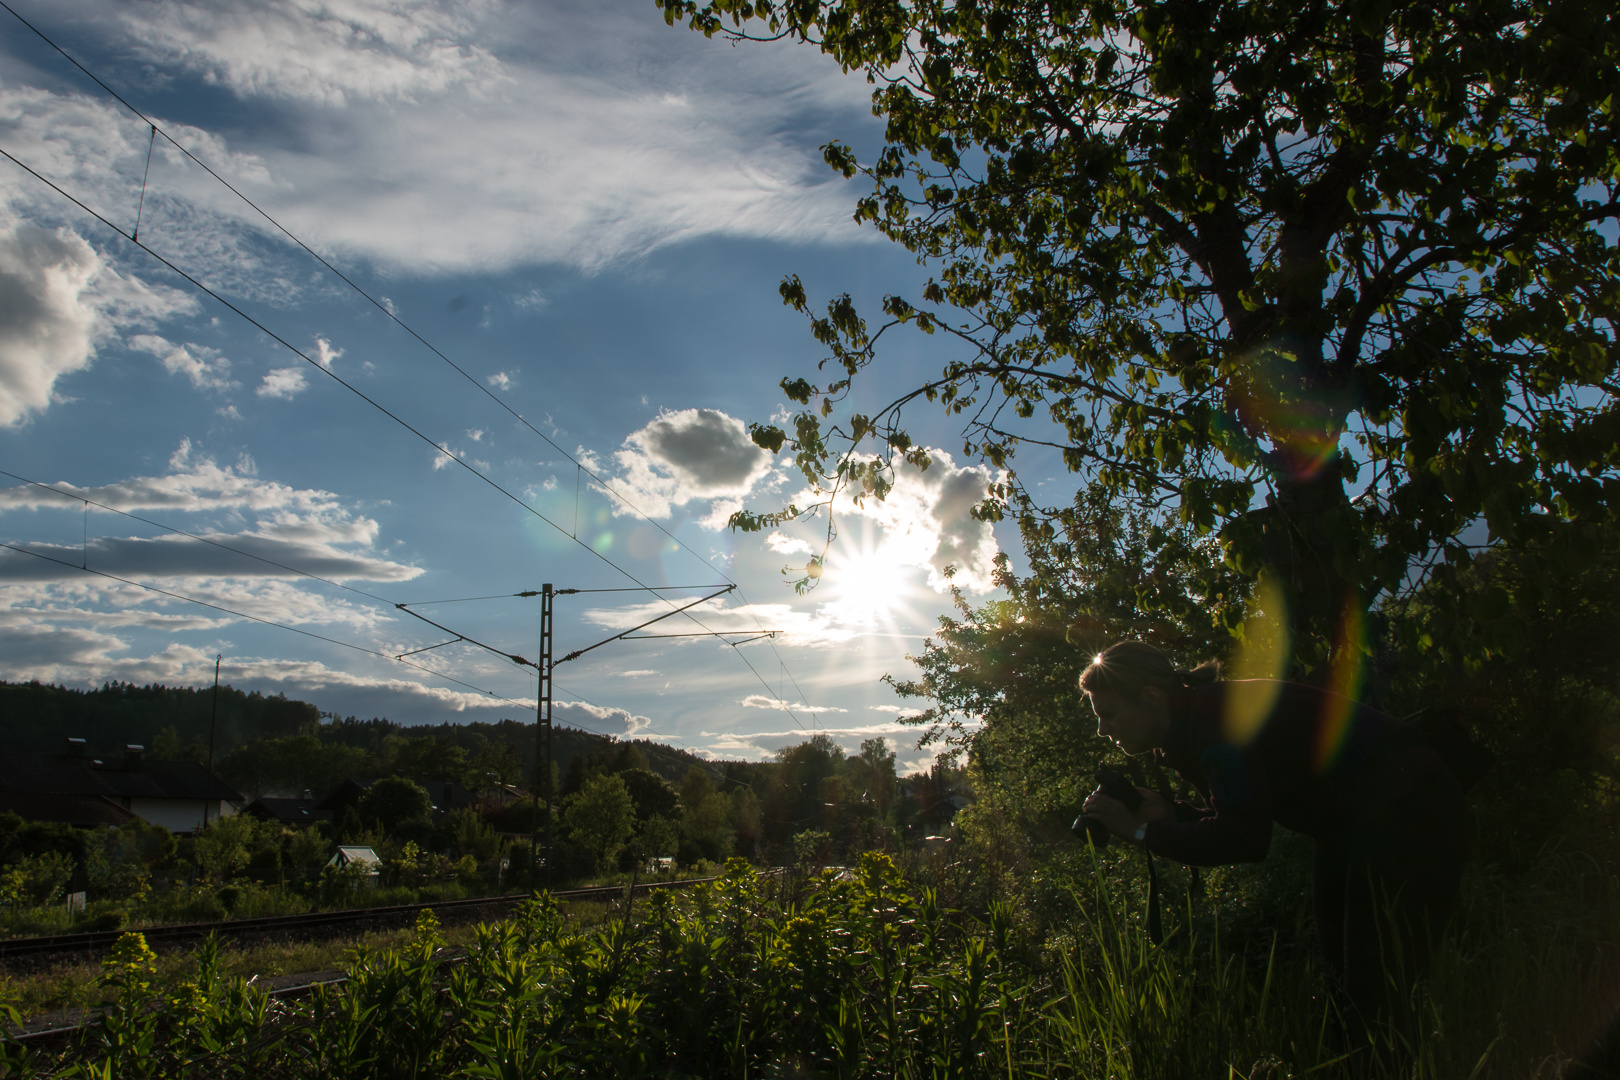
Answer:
1079;640;1470;1021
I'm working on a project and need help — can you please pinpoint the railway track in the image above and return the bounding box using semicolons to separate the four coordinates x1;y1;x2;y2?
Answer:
6;874;750;1045
0;875;721;969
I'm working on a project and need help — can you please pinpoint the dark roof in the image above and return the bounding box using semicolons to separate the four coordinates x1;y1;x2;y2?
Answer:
0;751;242;804
0;790;139;827
92;759;243;803
422;780;476;810
314;777;374;811
242;797;333;825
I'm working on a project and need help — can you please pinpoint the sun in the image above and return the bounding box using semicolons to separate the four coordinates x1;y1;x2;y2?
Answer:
823;545;911;626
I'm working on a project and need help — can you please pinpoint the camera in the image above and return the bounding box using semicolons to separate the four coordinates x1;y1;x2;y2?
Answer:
1072;765;1142;847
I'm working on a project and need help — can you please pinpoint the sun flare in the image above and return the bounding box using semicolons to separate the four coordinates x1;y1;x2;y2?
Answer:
824;546;911;625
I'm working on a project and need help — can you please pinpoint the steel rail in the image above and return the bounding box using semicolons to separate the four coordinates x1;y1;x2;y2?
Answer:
0;876;721;963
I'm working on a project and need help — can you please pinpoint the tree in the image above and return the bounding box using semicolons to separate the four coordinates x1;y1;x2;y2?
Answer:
620;768;681;821
661;0;1620;665
359;777;433;833
192;814;261;884
679;766;738;863
889;482;1245;811
563;774;637;868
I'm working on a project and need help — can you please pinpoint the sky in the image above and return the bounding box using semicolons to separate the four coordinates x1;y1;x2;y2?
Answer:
0;0;1035;770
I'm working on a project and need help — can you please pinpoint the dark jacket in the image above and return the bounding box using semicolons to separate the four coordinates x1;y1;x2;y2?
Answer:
1142;680;1441;867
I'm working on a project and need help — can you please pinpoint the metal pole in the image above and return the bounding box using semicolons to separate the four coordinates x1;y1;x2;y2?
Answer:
531;584;554;889
543;584;555;890
202;654;220;830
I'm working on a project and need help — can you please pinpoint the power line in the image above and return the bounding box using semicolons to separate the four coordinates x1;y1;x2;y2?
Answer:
0;0;796;642
0;467;399;608
0;540;529;707
0;9;823;725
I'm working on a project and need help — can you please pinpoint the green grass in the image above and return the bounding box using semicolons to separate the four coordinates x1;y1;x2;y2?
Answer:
0;895;622;1020
4;846;1615;1078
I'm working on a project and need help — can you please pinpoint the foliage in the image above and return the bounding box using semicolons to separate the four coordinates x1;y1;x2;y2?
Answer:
359;777;433;833
563;774;638;869
0;851;72;909
891;484;1242;816
83;822;173;903
618;768;679;821
661;0;1620;660
192;815;267;884
20;848;1620;1078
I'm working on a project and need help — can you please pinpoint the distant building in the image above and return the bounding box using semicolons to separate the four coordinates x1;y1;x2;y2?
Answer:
0;739;241;832
316;777;478;818
241;791;333;828
327;845;382;877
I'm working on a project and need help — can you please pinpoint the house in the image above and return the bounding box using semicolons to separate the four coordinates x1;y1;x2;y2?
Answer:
242;791;334;828
0;739;241;833
316;777;479;819
327;845;382;877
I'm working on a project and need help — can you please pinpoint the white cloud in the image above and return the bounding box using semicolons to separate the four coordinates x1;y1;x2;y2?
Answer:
739;694;846;714
0;641;511;718
0;217;197;427
0;444;421;587
120;0;507;107
0;439;335;514
487;371;512;390
430;441;489;471
313;336;342;368
0;1;874;281
0;536;418;586
816;449;1003;593
555;699;657;739
766;531;813;555
257;366;308;398
605;408;772;524
129;333;235;391
693;719;946;762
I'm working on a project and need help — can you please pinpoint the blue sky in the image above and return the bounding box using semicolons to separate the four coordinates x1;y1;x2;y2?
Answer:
0;0;1034;768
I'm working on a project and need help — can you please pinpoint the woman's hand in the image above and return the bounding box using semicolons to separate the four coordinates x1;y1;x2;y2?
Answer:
1083;786;1176;841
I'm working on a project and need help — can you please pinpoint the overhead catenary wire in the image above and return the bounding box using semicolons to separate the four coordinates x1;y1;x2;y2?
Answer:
0;140;813;732
0;537;671;746
0;4;825;725
0;541;524;705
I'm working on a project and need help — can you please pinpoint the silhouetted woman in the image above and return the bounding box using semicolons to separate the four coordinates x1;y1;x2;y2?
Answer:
1078;640;1470;1023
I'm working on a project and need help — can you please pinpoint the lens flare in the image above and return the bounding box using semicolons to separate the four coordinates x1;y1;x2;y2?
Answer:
1223;573;1290;745
1313;596;1366;773
1227;346;1350;481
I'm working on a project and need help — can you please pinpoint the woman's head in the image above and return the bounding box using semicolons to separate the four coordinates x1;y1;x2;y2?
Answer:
1079;641;1217;755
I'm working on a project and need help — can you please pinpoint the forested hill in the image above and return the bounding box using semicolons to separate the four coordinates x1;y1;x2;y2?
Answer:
0;680;315;756
0;681;717;799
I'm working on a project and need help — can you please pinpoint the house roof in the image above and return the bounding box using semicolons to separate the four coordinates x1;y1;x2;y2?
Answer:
0;750;242;805
0;790;140;827
330;845;382;868
242;797;334;825
421;780;476;809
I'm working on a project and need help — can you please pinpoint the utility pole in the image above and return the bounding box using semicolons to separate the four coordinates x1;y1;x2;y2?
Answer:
202;654;221;830
530;584;553;889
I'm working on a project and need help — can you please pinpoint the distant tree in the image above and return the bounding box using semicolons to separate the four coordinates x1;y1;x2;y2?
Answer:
85;821;174;899
729;786;763;856
283;826;331;882
359;777;433;833
620;768;680;821
563;774;637;868
632;815;681;863
192;814;260;884
678;767;736;864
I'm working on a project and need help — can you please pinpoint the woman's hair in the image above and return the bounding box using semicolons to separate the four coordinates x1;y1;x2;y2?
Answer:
1078;640;1219;698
